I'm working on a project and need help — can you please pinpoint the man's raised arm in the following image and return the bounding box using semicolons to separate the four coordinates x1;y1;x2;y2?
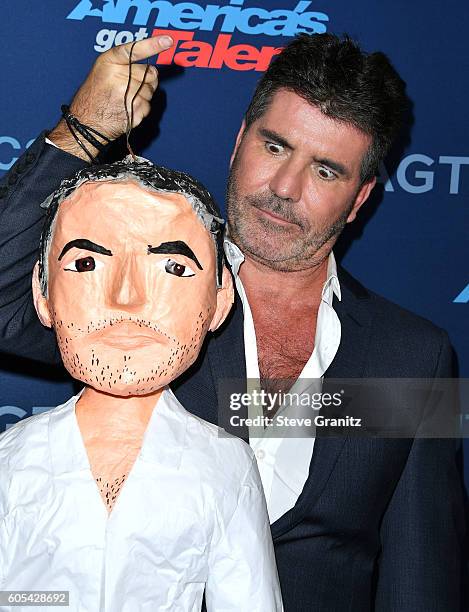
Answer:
0;36;172;363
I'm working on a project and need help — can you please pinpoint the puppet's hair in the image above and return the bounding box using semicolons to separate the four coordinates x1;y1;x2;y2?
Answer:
39;156;225;294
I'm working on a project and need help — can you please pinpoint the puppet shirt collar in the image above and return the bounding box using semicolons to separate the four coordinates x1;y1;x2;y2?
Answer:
48;388;187;476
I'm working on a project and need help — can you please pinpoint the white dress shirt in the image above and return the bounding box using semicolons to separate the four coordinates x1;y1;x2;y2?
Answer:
0;389;283;611
224;241;341;524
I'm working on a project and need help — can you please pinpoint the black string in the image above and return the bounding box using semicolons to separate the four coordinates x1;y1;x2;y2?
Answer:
124;41;152;159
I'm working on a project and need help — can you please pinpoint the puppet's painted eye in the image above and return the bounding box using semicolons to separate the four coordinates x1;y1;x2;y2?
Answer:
64;256;103;273
157;258;195;277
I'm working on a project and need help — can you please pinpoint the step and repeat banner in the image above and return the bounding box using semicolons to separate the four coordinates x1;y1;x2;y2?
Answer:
1;1;468;489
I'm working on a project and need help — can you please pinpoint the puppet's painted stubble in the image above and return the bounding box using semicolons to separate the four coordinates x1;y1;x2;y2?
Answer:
32;180;233;396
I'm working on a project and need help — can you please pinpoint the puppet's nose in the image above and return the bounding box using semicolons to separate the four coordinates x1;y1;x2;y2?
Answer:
108;255;146;312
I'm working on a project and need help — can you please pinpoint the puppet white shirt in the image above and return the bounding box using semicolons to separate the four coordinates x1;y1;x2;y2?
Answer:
0;389;283;612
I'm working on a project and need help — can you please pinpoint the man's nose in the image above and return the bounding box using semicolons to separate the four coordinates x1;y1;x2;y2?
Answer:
108;255;147;312
268;158;304;202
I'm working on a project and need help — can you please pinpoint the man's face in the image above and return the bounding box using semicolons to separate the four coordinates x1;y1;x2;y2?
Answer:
227;89;376;271
34;181;230;396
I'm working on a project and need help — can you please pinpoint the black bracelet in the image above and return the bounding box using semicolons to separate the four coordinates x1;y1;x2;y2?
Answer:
61;105;112;159
61;114;95;163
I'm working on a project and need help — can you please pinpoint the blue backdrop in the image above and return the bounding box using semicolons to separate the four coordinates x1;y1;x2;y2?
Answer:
1;1;468;494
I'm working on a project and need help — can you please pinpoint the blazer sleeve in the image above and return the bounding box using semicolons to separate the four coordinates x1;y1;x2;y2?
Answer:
0;133;87;364
374;330;466;611
205;457;284;611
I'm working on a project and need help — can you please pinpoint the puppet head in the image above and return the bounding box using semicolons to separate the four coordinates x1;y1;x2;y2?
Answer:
32;158;233;396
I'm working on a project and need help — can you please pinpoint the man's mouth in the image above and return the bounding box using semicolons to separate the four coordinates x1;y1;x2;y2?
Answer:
255;206;299;227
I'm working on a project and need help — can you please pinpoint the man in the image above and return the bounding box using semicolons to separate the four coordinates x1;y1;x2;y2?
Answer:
0;33;465;610
0;158;282;611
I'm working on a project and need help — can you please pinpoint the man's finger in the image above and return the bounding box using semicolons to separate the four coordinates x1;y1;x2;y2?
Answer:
105;35;173;65
136;84;156;102
126;72;158;95
125;79;156;99
126;63;158;82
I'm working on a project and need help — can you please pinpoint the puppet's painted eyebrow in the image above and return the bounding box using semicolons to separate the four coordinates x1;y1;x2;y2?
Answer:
147;240;203;270
58;239;113;261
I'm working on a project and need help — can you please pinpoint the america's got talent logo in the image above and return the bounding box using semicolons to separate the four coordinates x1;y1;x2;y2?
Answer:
67;0;330;71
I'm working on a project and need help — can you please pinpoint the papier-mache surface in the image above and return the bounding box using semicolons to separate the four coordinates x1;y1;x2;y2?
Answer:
0;389;283;611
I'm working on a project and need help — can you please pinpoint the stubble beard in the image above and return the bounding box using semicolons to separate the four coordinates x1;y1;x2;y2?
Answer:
51;308;213;396
226;157;352;272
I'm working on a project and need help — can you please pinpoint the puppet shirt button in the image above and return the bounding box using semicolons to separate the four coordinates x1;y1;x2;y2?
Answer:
256;449;265;461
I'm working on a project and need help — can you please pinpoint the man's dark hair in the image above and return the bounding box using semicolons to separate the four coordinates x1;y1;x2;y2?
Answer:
39;157;225;294
244;33;408;183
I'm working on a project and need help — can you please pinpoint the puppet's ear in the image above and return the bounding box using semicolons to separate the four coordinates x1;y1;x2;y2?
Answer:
209;266;234;332
32;262;52;328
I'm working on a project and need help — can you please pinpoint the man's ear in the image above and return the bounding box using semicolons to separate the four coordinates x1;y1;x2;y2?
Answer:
32;262;52;328
229;119;247;168
209;266;234;332
346;176;377;223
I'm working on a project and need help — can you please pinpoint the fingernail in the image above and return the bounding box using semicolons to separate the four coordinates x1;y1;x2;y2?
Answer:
160;36;173;47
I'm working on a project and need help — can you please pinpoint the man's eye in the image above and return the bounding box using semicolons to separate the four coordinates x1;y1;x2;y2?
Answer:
157;258;195;277
64;256;103;273
265;141;284;155
316;166;337;181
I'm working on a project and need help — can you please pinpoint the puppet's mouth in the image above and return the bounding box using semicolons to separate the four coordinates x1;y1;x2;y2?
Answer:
91;320;166;348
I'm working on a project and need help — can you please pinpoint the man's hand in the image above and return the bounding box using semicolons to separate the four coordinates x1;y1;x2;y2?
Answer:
48;35;173;160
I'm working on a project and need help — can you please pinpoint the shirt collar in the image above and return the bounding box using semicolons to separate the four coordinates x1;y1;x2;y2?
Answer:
224;238;341;305
48;388;187;476
224;238;244;277
323;249;341;304
139;388;187;468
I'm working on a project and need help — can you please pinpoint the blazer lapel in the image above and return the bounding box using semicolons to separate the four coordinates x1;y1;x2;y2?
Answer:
207;290;249;440
324;265;374;381
208;289;246;382
272;266;375;539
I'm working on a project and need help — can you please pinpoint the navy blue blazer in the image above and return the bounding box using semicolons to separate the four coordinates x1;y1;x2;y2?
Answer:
0;135;465;611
